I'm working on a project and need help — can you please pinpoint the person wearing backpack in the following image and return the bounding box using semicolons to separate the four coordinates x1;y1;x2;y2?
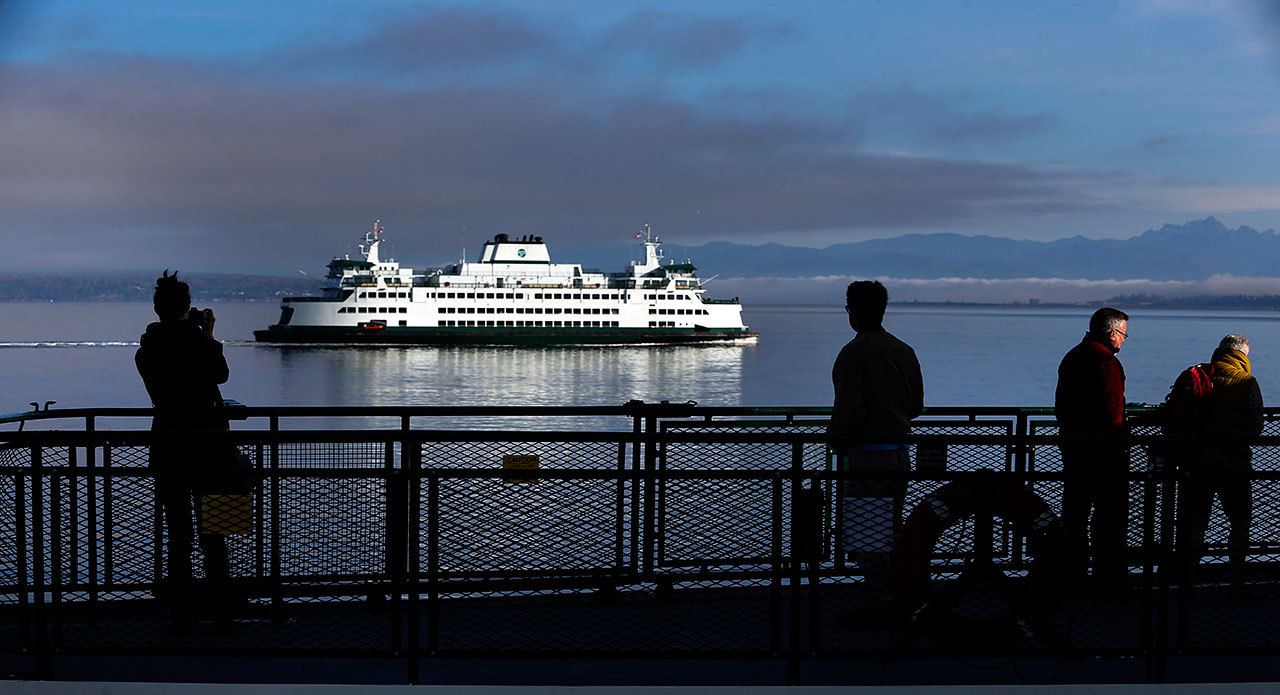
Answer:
1055;307;1129;596
1175;334;1264;594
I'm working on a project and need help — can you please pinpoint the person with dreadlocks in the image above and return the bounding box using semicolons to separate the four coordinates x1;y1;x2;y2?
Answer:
135;271;233;633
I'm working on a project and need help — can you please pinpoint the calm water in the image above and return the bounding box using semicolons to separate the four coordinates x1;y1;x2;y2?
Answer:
4;302;1280;418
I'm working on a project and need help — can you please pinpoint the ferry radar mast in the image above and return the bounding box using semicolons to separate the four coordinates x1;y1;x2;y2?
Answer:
358;220;384;264
632;223;663;273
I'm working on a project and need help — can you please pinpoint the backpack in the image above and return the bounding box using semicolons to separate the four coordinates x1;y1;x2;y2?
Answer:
1162;362;1214;434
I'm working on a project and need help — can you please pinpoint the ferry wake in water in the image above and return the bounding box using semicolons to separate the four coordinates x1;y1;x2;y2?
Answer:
254;222;757;346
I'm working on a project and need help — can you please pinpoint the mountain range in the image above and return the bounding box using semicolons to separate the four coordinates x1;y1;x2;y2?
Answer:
649;217;1277;280
5;217;1277;302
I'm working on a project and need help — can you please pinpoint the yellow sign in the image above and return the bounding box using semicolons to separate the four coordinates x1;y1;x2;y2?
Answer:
502;454;541;483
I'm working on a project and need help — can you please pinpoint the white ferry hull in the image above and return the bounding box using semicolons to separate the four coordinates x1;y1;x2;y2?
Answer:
254;324;758;346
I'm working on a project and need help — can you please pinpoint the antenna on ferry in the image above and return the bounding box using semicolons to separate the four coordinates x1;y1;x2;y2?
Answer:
461;227;467;264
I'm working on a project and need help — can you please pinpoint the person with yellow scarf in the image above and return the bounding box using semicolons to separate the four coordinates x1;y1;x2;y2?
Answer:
1176;334;1265;595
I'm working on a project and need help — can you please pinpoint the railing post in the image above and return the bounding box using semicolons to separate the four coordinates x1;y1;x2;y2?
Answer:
86;437;99;615
85;419;98;617
614;441;627;576
426;472;440;658
386;449;405;667
629;403;643;574
770;472;783;659
642;410;659;579
49;472;62;652
102;444;114;589
269;417;283;623
806;472;823;668
253;443;265;581
404;436;421;684
30;444;52;678
1156;437;1177;671
1141;466;1161;683
1012;412;1029;567
15;454;31;656
65;447;78;618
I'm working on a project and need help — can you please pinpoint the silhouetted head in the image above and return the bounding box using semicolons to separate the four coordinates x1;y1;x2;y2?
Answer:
845;280;888;333
1088;306;1129;352
153;270;191;321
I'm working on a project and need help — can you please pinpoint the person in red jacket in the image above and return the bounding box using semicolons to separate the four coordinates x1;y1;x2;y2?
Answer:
1055;307;1129;595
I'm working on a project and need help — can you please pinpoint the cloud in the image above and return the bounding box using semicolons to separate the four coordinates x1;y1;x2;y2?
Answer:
929;114;1053;144
1134;0;1240;16
1154;185;1280;213
0;56;1105;273
596;11;792;68
857;87;1053;146
291;8;557;71
1134;134;1180;155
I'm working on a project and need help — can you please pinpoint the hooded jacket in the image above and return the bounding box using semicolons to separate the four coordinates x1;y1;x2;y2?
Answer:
1196;347;1264;472
135;319;230;473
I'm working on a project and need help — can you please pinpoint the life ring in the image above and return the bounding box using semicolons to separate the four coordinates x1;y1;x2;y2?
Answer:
893;478;1068;647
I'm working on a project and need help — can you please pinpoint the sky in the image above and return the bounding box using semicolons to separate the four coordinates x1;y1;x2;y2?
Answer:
3;0;1280;275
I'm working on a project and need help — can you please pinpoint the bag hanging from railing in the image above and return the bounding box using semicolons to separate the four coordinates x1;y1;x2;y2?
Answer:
200;493;253;535
199;449;255;535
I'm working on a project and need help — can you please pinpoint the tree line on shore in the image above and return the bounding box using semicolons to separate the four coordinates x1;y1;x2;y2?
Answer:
0;274;319;302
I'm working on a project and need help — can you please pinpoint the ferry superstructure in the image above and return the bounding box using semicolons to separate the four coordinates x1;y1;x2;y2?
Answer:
253;222;756;345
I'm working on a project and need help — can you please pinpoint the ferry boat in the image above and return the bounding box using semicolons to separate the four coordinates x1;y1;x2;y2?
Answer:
253;221;757;345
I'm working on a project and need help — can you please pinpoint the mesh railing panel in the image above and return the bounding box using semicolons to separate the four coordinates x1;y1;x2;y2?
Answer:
658;477;778;568
276;475;387;579
100;454;159;587
429;472;628;576
0;468;22;653
0;448;26;598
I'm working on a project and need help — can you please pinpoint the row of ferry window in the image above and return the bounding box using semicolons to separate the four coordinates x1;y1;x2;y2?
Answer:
648;321;679;327
356;289;696;302
650;308;708;316
441;320;621;328
427;291;624;300
339;307;408;314
439;307;620;315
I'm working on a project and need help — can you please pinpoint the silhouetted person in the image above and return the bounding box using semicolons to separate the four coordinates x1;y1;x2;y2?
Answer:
829;280;924;609
1176;334;1263;594
1055;306;1129;595
135;271;232;632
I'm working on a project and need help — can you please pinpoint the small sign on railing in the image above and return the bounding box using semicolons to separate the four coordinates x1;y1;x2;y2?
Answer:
915;441;948;472
502;454;541;483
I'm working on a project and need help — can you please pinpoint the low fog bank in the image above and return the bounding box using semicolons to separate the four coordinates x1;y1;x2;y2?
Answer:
717;274;1280;306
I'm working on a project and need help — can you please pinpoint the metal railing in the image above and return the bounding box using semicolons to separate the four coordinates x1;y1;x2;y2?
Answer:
3;402;1280;684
